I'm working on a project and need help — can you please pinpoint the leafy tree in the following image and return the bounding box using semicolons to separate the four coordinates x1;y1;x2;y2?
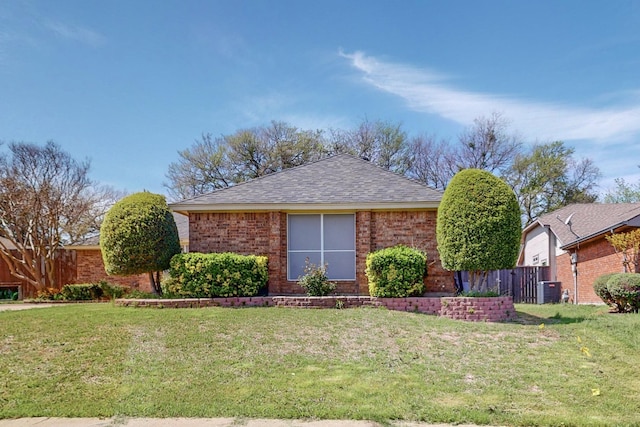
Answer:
0;141;120;293
436;169;521;292
606;229;640;273
503;141;600;225
603;176;640;203
227;121;325;181
100;192;181;295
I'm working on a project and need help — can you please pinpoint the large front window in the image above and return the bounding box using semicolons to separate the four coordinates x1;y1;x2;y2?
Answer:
287;214;356;281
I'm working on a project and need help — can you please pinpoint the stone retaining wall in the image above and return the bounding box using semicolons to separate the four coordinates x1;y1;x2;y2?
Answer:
116;295;516;322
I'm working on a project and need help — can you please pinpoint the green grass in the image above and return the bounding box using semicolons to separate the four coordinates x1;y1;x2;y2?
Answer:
1;303;639;426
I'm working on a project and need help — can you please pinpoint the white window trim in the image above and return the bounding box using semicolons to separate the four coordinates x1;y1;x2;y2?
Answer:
287;213;356;281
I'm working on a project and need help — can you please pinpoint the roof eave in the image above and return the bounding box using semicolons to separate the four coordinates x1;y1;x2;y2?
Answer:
170;201;440;213
559;220;633;250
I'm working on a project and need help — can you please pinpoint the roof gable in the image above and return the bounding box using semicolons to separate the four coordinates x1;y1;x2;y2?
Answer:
171;154;442;211
531;203;640;248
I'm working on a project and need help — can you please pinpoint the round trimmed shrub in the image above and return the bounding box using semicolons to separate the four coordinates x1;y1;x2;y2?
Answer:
606;273;640;313
100;192;181;294
593;273;616;306
366;245;427;297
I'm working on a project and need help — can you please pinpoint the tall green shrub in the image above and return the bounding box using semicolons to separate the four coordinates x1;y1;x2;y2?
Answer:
436;169;521;293
100;192;181;295
167;252;268;298
366;245;427;297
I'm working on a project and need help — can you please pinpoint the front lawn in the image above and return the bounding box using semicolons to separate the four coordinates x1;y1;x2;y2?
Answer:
1;303;638;426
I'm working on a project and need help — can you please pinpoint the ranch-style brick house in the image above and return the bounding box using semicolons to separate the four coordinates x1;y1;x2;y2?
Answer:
519;203;640;304
170;154;455;295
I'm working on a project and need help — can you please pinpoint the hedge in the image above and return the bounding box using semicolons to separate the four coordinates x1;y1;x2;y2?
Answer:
366;245;426;297
593;273;617;306
166;252;268;298
606;273;640;313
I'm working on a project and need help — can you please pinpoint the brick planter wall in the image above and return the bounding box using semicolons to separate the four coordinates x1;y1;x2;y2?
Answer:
116;296;515;322
439;296;516;322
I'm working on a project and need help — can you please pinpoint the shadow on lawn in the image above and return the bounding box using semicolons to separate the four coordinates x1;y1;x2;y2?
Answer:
513;307;591;325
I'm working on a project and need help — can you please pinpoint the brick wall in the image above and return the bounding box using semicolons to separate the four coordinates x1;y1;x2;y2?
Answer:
556;238;624;304
368;211;454;294
190;209;454;296
74;249;152;292
189;212;272;254
115;295;515;322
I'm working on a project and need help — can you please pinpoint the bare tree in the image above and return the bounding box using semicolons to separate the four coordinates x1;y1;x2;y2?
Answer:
0;141;121;292
407;134;455;190
164;133;232;201
164;121;325;200
325;118;411;173
603;175;640;203
453;112;522;175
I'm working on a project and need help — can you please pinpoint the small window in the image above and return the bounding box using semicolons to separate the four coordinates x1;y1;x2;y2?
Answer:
532;254;539;265
287;214;355;281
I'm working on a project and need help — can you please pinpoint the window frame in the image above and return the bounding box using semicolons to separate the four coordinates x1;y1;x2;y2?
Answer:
287;213;356;281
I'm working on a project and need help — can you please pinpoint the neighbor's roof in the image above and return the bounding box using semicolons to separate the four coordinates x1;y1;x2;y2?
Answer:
526;203;640;249
0;237;17;250
170;154;443;212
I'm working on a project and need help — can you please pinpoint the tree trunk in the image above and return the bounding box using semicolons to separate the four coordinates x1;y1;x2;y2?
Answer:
148;271;163;296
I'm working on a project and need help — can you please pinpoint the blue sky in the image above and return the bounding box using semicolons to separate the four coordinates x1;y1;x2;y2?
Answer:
1;0;639;197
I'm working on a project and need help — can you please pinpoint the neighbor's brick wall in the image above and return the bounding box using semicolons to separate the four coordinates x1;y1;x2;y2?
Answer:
190;209;454;296
73;249;151;292
556;238;624;304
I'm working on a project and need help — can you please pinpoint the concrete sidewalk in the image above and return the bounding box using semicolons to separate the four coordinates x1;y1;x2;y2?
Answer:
0;418;486;427
0;303;56;312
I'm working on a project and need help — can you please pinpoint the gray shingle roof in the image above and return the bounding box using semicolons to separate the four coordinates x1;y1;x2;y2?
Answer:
171;154;442;211
534;203;640;247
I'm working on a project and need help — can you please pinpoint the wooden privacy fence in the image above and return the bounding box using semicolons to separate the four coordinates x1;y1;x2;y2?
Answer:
0;250;76;299
459;266;558;303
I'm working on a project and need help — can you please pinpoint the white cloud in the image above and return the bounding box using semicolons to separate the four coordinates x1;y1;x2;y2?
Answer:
340;50;640;144
44;20;106;48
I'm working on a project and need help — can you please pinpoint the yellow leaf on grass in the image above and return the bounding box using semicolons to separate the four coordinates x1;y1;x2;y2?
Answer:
580;346;591;358
539;323;545;330
592;388;601;396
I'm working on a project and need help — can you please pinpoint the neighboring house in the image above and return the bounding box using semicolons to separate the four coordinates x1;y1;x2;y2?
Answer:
67;212;189;292
519;203;640;304
170;154;454;295
0;213;189;298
